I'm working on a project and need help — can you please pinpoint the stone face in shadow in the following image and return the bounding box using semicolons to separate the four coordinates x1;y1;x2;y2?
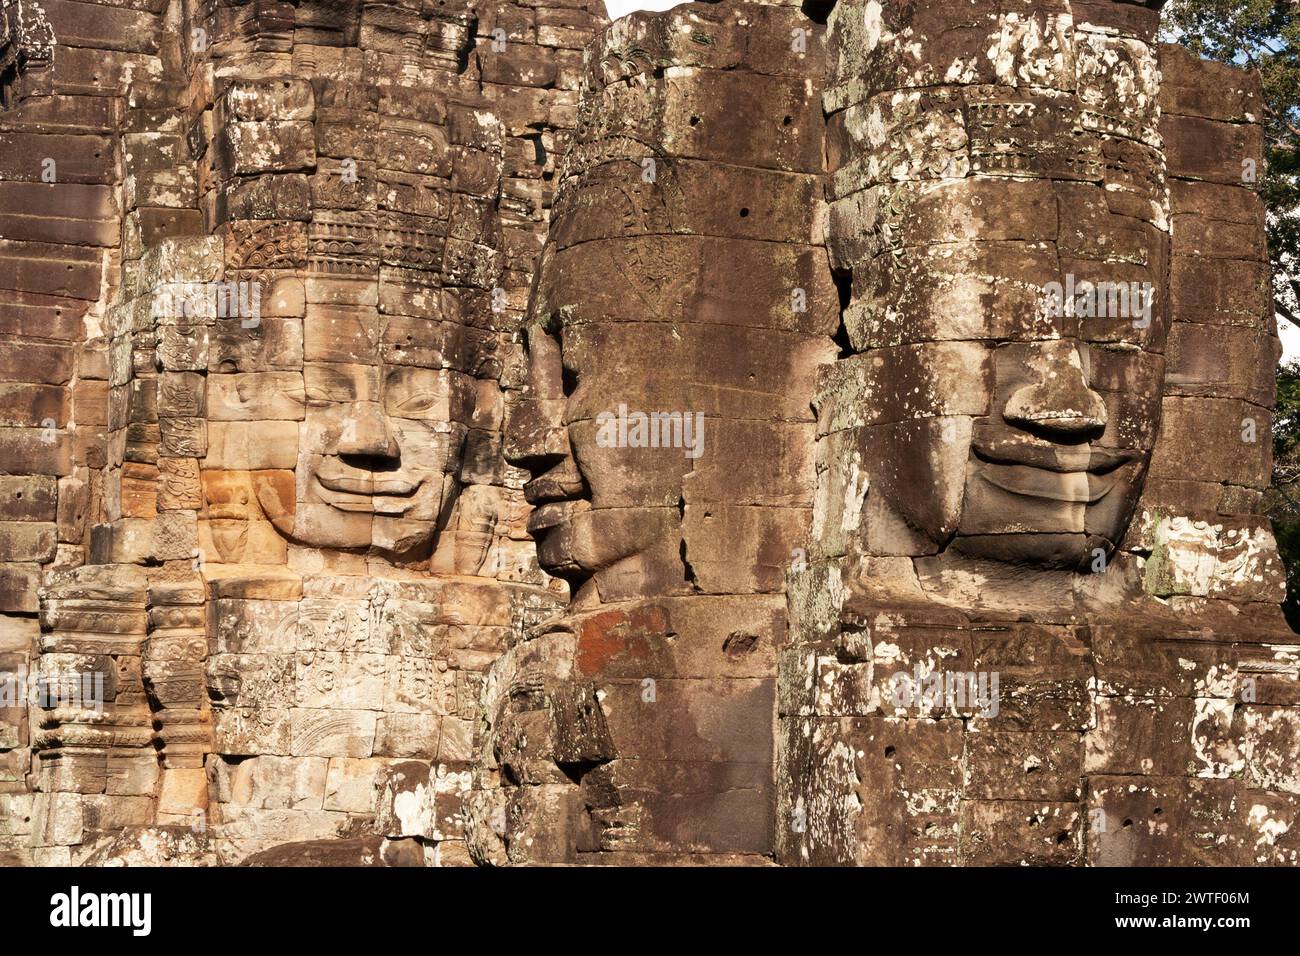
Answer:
778;0;1299;868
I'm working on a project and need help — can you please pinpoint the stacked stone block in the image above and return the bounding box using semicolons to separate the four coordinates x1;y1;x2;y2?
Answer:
1;0;175;865
1135;43;1280;597
475;0;838;864
5;0;602;865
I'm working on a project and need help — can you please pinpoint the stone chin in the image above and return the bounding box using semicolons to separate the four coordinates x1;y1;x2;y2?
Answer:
952;532;1107;570
527;504;653;574
527;501;685;600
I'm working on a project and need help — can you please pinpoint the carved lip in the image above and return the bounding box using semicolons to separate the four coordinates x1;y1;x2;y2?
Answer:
971;444;1137;504
314;472;422;513
972;443;1137;475
316;473;419;497
977;461;1119;504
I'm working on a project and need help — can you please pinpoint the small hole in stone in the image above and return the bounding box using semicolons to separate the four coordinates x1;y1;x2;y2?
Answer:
722;631;759;659
739;208;749;218
1056;831;1070;844
689;115;700;126
1153;807;1163;815
883;746;896;758
1122;818;1134;829
782;115;792;126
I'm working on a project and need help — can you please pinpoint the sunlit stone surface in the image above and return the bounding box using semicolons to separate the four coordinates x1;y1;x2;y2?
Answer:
0;0;1296;866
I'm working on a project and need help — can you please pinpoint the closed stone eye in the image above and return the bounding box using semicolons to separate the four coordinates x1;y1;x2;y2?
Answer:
389;392;439;415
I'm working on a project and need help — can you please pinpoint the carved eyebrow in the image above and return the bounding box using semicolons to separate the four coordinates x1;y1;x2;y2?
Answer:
305;368;365;401
383;367;442;390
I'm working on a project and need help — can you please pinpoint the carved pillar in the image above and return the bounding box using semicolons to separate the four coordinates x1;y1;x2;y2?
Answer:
33;564;155;864
779;0;1300;867
478;0;837;864
146;571;211;825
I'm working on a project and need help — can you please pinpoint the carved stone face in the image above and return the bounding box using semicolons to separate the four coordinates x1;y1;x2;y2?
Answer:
862;213;1167;569
508;158;835;601
507;311;698;602
953;332;1161;567
255;322;471;559
824;0;1172;571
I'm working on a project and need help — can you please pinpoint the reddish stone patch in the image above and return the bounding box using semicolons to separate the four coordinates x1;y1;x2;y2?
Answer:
575;605;670;678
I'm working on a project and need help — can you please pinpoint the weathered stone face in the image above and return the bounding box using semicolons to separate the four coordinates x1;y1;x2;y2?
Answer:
955;338;1159;567
509;310;686;601
507;1;840;601
512;149;836;602
256;306;470;558
823;0;1170;569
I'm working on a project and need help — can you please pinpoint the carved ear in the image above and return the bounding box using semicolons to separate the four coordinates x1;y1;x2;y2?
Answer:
251;470;296;536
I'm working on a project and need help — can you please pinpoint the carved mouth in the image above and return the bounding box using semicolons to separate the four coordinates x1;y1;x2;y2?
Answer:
318;474;418;496
527;500;584;534
314;472;422;514
971;446;1134;504
972;443;1136;474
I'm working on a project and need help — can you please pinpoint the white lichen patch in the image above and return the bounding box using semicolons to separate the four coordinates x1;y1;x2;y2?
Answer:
1190;697;1242;778
1248;804;1291;847
1141;514;1284;602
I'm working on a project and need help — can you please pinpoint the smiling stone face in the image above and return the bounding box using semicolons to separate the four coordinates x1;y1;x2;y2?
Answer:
850;232;1168;569
253;312;474;559
822;0;1171;569
952;331;1162;567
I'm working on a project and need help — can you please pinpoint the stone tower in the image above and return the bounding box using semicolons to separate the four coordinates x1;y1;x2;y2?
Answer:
1;0;605;865
1;0;1296;867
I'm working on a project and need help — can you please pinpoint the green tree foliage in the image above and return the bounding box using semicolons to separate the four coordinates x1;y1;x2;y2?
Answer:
1272;361;1300;628
1275;359;1300;461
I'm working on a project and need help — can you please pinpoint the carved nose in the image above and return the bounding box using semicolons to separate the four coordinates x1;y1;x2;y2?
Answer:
505;322;572;476
1002;346;1108;442
337;401;399;464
